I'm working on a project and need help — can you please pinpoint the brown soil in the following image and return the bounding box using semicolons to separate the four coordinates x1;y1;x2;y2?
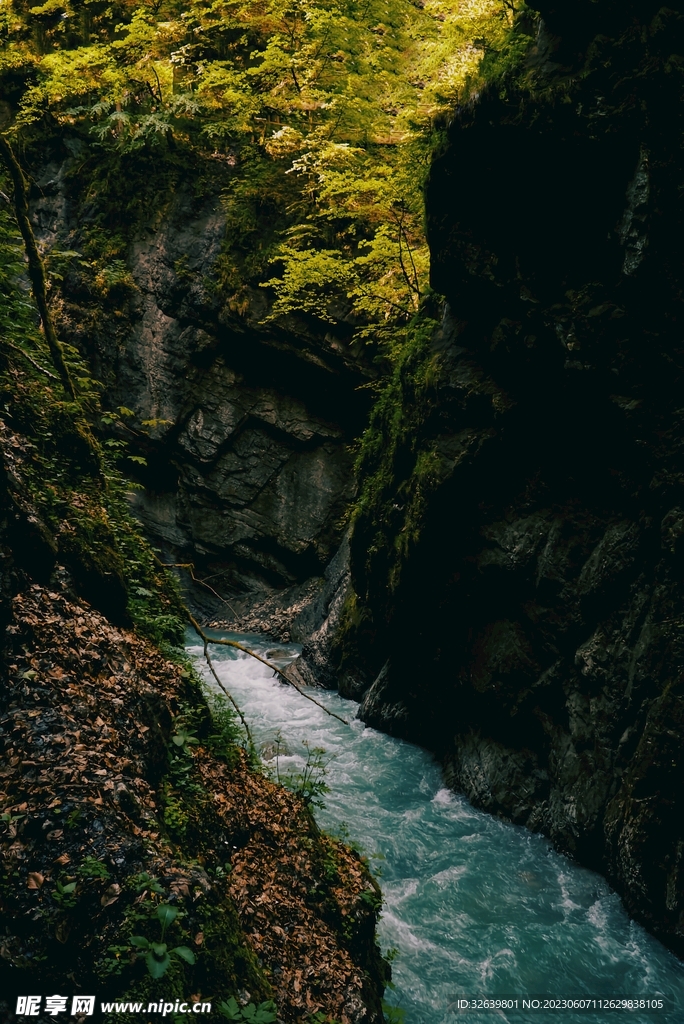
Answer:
0;581;386;1022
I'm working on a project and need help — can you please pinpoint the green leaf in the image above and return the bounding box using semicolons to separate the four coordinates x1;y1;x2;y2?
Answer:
156;904;179;928
171;945;196;964
242;1003;277;1024
172;729;198;747
382;1000;406;1024
151;942;168;956
146;950;171;979
77;857;110;879
218;998;242;1021
61;882;77;894
130;936;149;948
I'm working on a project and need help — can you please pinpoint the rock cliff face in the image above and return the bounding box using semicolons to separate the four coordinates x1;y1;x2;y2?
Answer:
0;416;387;1024
31;0;684;961
35;178;372;611
318;0;684;957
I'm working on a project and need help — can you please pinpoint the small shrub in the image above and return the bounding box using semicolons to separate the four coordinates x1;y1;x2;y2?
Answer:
52;879;78;908
218;998;277;1023
130;904;196;980
382;1002;406;1024
280;742;330;809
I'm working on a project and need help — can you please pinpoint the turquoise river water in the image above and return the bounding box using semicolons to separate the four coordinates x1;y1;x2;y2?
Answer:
188;630;684;1023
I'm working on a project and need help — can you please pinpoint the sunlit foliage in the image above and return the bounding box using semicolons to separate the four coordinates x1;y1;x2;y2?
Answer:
0;0;531;351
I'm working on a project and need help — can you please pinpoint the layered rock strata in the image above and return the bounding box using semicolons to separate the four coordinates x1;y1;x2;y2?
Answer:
32;177;372;606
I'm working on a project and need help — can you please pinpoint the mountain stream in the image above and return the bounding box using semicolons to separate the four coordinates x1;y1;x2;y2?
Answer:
188;630;684;1023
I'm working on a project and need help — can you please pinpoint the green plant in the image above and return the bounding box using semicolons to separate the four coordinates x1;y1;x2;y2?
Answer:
359;888;383;913
0;811;24;838
382;1001;406;1024
210;863;233;879
128;871;164;895
52;879;78;908
2;0;526;378
171;727;199;752
206;694;244;765
218;998;277;1023
162;710;208;838
166;711;204;792
94;259;136;297
65;808;83;829
77;857;110;880
99;943;130;978
162;783;192;839
280;742;331;809
321;846;340;884
130;904;196;980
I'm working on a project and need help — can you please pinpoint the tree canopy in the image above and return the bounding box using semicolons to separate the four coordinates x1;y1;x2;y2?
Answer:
1;0;533;354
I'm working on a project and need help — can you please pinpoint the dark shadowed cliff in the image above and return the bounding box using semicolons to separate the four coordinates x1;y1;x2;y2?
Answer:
296;0;684;957
14;0;684;970
29;168;375;626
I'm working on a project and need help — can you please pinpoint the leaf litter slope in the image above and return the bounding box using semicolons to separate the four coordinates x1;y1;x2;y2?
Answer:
0;573;386;1021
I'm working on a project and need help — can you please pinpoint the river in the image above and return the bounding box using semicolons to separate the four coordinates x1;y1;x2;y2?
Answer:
187;630;684;1023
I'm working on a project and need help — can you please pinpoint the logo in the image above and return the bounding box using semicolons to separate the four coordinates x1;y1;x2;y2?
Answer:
15;996;96;1017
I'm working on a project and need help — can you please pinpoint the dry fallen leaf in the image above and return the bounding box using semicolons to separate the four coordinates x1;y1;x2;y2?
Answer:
100;883;121;907
2;579;378;1023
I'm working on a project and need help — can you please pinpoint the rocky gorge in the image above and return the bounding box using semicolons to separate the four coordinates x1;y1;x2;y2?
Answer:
0;205;388;1020
42;0;684;958
3;0;684;1011
308;0;684;961
42;0;684;965
38;173;372;620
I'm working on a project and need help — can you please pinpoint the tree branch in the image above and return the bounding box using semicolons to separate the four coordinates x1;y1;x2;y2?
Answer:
187;611;349;726
191;614;254;749
359;289;412;317
0;135;76;400
150;65;163;104
400;222;422;300
393;208;419;308
160;561;241;619
2;338;60;381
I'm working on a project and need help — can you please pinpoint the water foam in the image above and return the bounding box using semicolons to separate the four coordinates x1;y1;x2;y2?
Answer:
189;631;684;1023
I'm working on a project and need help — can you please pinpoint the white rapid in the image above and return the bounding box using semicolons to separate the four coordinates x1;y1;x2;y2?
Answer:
188;630;684;1023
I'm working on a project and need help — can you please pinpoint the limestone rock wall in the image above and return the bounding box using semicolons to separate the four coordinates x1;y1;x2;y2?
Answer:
34;179;372;603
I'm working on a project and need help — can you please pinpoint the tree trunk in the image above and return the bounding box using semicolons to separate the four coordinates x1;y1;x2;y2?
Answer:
0;134;76;400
